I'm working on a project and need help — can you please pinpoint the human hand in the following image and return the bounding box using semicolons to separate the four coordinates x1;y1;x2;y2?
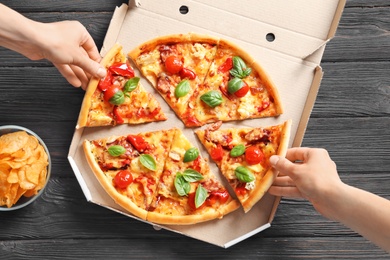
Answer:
25;20;106;89
32;21;106;89
268;147;345;219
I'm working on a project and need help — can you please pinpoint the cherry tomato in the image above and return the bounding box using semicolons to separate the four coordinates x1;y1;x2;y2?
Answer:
113;106;124;124
210;144;224;161
180;68;196;79
245;146;264;165
235;184;247;196
109;62;135;77
103;85;121;102
127;135;149;152
187;192;205;211
165;56;183;74
233;82;249;98
114;170;133;189
206;190;229;206
218;57;233;73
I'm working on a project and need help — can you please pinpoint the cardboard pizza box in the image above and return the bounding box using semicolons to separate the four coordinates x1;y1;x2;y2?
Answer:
68;0;346;248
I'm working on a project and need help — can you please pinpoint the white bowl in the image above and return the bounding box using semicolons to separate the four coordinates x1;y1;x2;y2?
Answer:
0;125;51;211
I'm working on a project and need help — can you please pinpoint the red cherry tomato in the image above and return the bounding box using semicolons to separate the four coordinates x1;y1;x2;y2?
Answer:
235;184;247;196
245;146;264;165
165;56;183;74
103;85;121;102
218;57;233;73
180;68;196;79
233;82;249;98
114;170;133;189
187;192;206;211
113;106;124;124
210;144;224;161
127;134;149;152
206;190;229;206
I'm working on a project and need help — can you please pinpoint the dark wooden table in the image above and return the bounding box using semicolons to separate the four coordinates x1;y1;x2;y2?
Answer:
0;0;389;258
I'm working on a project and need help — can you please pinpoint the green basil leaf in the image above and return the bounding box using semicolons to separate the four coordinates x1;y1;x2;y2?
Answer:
183;147;199;162
139;154;157;171
230;144;246;157
174;173;191;196
123;77;140;93
107;145;126;157
235;166;255;183
175;79;191;98
200;90;223;108
109;90;125;105
227;78;245;94
195;184;208;208
182;169;204;182
230;56;252;79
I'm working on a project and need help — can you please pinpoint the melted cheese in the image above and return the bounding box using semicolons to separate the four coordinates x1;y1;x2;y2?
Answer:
237;93;257;118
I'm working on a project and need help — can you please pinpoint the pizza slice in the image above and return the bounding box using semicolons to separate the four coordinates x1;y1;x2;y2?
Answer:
189;39;284;126
147;128;239;225
77;44;167;128
128;33;219;127
83;128;176;220
196;120;292;212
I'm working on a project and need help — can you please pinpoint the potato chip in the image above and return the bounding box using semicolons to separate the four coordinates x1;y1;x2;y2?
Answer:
7;168;19;184
25;163;46;185
0;131;30;155
0;131;49;208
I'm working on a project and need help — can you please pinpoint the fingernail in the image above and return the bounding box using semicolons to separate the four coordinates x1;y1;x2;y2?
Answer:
269;155;279;166
97;67;106;78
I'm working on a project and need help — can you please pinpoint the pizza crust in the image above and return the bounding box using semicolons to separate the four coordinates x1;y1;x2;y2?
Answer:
146;201;239;225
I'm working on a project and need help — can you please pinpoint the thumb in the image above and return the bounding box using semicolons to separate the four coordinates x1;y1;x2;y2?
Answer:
269;155;298;179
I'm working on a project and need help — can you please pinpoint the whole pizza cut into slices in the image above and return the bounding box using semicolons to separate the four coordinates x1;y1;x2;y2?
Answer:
77;44;167;128
196;120;292;212
128;33;283;127
83;128;239;225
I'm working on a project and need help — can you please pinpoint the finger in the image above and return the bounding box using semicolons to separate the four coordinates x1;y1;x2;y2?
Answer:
54;64;82;88
81;33;102;63
269;155;301;179
69;65;89;90
285;147;312;162
272;175;296;187
268;186;303;198
72;51;106;79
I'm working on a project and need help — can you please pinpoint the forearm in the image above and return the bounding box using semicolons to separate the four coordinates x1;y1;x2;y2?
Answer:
0;4;42;58
326;183;390;252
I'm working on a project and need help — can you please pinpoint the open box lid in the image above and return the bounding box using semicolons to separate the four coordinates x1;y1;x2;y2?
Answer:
68;0;346;248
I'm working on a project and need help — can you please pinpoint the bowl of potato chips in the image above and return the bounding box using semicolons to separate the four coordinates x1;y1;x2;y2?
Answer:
0;125;51;211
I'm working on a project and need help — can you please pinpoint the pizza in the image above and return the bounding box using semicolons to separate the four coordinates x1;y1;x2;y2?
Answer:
196;119;292;212
128;33;283;127
77;44;167;128
83;128;239;225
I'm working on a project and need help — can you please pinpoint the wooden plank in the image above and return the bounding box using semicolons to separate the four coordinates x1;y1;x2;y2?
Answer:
323;6;390;62
0;237;386;259
314;62;390;118
0;0;127;12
